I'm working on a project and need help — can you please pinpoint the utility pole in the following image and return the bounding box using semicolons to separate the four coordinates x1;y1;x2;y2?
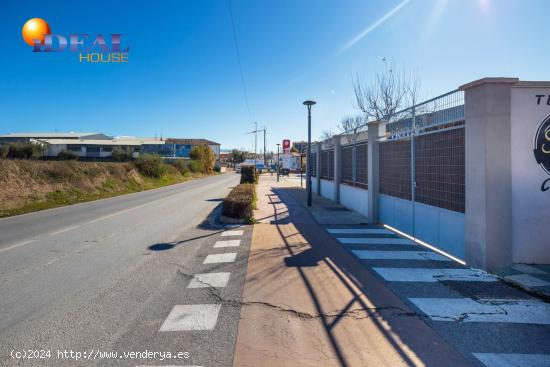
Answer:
246;122;258;169
276;143;280;182
247;123;267;171
264;126;267;166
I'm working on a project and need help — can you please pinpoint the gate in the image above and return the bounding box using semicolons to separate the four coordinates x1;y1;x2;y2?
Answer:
378;90;466;259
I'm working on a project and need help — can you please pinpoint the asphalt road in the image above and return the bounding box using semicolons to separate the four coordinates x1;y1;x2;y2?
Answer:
0;172;252;367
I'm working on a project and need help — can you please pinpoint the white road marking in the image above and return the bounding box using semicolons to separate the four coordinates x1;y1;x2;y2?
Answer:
0;239;36;254
221;230;243;237
49;225;80;236
511;264;547;275
159;304;222;331
214;240;241;248
43;257;61;266
473;353;550;367
188;272;231;288
372;267;497;282
338;237;412;245
203;253;237;264
327;228;393;235
505;274;550;287
86;200;158;224
410;298;550;324
352;250;450;261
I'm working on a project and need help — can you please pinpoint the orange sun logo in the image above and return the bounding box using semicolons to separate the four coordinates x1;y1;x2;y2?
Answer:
22;18;51;46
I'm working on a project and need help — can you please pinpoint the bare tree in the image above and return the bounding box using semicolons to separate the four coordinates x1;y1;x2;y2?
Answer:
338;115;366;144
319;129;335;141
354;63;422;122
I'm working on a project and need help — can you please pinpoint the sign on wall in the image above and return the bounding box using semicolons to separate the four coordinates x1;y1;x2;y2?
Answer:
533;114;550;191
510;86;550;263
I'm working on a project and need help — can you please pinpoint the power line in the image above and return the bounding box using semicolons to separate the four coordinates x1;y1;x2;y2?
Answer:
228;0;252;120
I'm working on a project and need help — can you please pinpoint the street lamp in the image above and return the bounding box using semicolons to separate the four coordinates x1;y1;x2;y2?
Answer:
303;100;316;206
276;143;280;182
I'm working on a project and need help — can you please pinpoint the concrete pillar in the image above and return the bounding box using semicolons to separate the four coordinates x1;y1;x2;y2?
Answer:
315;143;321;195
460;77;518;271
333;136;342;203
367;121;380;223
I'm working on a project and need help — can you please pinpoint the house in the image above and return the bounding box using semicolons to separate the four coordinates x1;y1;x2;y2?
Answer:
0;132;221;160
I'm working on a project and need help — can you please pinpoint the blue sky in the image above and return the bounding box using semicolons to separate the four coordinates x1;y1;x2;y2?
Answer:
1;0;549;151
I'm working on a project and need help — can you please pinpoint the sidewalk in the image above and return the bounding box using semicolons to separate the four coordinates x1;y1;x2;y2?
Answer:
232;175;472;367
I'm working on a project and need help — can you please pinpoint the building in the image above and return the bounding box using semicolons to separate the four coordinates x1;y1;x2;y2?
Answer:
292;141;308;154
0;132;110;144
0;132;221;160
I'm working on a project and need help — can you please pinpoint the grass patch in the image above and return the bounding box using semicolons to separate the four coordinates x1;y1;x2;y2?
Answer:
0;160;217;218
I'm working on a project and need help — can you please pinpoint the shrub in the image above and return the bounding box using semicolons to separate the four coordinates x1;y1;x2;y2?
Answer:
222;184;256;219
189;145;216;173
7;142;45;159
135;154;167;178
0;145;8;159
240;165;258;184
57;150;79;160
171;159;190;175
188;159;204;173
111;146;134;161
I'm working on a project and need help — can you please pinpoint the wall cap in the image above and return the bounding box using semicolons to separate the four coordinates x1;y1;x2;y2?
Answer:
512;81;550;88
459;77;519;91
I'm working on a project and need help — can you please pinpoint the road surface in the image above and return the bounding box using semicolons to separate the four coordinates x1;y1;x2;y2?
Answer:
0;173;252;366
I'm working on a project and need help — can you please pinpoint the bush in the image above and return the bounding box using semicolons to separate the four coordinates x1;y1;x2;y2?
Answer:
6;142;45;159
222;184;256;219
111;146;134;161
0;145;8;159
135;154;167;178
240;165;258;184
187;159;204;173
57;150;79;160
171;159;189;175
189;145;216;173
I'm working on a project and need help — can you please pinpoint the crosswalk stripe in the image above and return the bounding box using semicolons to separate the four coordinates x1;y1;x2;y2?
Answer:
203;253;237;264
473;353;550;367
372;267;497;282
504;274;550;287
221;230;243;237
338;237;412;245
409;298;550;324
214;240;241;248
188;272;231;288
159;304;221;331
327;228;394;235
352;250;450;261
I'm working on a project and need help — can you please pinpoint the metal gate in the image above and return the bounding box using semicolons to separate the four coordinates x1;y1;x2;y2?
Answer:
378;90;466;259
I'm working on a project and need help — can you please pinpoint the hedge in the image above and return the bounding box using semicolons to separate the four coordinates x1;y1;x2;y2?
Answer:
240;165;259;184
222;184;256;220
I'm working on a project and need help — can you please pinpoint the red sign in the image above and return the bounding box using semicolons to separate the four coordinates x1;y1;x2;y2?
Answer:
282;139;290;150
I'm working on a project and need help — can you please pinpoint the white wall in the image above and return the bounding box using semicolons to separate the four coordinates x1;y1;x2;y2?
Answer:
320;179;334;201
340;184;369;217
511;84;550;263
379;194;465;259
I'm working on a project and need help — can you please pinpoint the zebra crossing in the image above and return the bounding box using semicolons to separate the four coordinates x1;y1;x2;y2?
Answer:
150;225;246;367
324;224;550;367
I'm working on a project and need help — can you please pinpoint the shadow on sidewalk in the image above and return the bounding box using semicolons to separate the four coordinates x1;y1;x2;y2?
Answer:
262;186;469;367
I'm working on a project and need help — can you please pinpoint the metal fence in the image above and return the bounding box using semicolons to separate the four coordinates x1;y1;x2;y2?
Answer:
380;89;465;213
320;149;334;180
341;142;368;189
310;152;317;177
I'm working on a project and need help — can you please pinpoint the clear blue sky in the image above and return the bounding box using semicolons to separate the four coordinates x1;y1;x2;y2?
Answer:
1;0;549;151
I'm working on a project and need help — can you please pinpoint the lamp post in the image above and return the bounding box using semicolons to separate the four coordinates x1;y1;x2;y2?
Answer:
303;100;316;206
276;143;280;182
